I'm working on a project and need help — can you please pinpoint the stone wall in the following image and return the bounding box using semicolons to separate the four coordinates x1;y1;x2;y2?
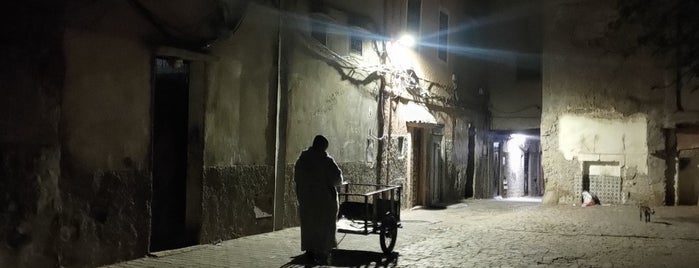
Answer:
201;165;274;242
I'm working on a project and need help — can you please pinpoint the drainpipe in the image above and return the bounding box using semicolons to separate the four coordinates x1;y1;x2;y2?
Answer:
375;0;395;186
272;0;289;231
376;76;387;185
386;94;394;186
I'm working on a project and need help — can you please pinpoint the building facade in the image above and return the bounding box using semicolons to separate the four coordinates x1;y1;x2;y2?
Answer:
540;0;699;206
0;0;488;266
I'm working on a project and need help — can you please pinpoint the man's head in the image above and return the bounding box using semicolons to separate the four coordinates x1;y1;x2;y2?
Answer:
311;135;329;151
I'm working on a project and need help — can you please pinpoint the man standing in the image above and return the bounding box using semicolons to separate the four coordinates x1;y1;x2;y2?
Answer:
294;135;343;265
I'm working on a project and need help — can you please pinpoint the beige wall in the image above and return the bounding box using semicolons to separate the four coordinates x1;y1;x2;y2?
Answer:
63;30;152;172
541;0;667;205
205;4;278;166
61;1;158;264
558;114;648;174
284;1;382;164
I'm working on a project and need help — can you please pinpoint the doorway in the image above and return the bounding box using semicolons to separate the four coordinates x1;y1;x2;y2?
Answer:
409;125;443;207
676;125;699;205
677;150;699;205
430;140;441;205
150;57;191;251
429;127;443;206
410;127;425;207
464;125;475;198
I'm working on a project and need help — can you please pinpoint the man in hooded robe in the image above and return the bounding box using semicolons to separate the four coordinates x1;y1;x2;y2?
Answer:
294;135;343;264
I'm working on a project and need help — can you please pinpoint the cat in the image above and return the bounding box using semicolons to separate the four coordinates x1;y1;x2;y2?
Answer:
639;205;654;223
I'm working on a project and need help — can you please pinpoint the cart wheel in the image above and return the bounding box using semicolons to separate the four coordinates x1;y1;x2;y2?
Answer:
379;214;397;254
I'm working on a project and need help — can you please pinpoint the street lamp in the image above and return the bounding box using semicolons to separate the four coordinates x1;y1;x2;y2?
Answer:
397;34;416;48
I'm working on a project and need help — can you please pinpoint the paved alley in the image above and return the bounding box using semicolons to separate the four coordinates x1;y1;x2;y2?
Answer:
105;199;699;268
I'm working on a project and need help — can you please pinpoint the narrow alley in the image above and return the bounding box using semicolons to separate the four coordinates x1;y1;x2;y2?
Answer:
106;199;699;267
3;1;699;267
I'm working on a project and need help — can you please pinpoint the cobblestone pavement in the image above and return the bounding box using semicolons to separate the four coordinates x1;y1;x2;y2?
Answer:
106;199;699;268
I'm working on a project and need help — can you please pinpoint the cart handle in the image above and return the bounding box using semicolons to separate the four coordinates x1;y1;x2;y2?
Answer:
363;186;402;196
337;185;403;197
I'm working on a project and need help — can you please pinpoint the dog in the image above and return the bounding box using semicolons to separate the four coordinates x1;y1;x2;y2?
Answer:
639;205;654;223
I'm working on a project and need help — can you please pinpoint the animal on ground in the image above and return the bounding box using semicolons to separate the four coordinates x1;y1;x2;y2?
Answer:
639;205;654;223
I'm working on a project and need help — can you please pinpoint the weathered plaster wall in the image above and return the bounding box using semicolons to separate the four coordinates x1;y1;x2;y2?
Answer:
289;3;383;191
486;0;542;131
281;0;383;226
58;1;158;264
3;0;268;266
0;3;64;267
200;166;274;241
680;80;699;112
0;1;161;266
205;4;277;166
542;0;667;205
284;37;380;164
201;3;278;241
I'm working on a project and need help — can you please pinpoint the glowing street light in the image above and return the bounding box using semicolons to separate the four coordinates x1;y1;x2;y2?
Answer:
397;34;416;48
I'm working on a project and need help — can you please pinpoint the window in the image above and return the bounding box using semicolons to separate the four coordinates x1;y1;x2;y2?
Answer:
350;34;362;55
438;11;448;61
311;20;327;45
407;0;421;35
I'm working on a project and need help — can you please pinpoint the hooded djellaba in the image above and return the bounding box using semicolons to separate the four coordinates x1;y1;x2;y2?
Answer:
294;135;344;264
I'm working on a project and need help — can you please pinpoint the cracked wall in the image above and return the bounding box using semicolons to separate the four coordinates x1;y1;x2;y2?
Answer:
542;0;667;205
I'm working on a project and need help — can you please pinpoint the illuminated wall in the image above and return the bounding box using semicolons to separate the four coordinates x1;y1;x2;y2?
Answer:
541;0;668;205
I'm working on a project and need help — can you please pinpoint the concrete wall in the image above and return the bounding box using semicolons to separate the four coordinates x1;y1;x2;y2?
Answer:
541;0;667;206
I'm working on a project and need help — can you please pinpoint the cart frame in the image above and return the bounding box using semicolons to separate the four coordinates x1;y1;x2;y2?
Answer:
336;182;402;254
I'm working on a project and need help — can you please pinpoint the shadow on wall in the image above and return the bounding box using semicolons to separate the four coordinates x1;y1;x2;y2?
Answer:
282;249;399;267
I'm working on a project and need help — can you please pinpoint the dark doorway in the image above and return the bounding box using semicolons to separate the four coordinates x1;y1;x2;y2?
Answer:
150;57;191;252
410;127;425;207
430;138;442;205
493;141;502;197
676;126;699;205
678;150;699;205
523;149;530;196
465;125;475;198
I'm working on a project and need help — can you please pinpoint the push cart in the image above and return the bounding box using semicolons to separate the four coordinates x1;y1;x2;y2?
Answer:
336;182;402;254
